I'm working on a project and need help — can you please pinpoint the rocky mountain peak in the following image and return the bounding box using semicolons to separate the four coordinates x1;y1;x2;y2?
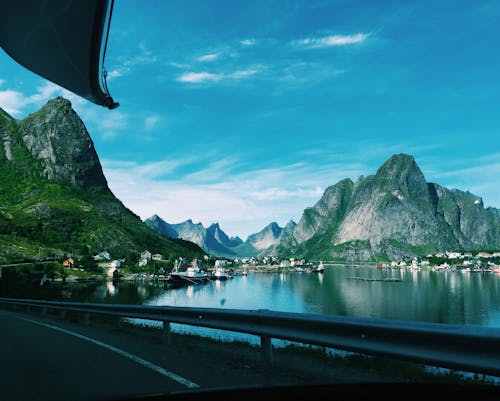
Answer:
376;153;420;177
373;153;429;200
19;97;109;189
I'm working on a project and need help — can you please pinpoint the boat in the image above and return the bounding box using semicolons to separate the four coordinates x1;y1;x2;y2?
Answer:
316;261;325;273
214;267;229;281
295;262;314;272
168;260;212;286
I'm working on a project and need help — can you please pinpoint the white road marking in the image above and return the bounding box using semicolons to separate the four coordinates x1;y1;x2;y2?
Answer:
18;316;199;389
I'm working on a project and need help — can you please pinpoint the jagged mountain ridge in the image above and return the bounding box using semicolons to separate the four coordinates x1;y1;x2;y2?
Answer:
277;154;500;260
145;215;295;257
0;97;203;261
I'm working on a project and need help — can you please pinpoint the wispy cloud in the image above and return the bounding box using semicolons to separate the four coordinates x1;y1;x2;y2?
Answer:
176;67;261;84
107;69;123;80
0;81;80;115
293;33;369;48
240;39;256;46
98;111;128;140
144;115;159;129
184;157;239;182
196;53;220;62
0;89;28;115
177;72;223;83
107;41;157;79
229;68;259;79
101;155;365;238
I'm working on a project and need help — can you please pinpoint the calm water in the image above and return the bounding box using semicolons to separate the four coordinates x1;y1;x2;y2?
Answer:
5;267;500;329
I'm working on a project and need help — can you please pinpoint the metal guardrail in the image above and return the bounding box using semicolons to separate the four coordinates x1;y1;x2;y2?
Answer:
1;297;499;376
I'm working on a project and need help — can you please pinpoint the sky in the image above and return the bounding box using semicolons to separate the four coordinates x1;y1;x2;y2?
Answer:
1;0;499;240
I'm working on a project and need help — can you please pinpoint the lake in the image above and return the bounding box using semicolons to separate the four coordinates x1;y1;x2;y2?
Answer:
3;266;500;331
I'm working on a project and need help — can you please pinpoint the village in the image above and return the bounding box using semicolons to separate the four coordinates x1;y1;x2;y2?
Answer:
56;249;500;281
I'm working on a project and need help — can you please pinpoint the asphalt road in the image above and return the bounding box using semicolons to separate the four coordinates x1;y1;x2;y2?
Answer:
0;309;338;401
0;310;198;401
2;307;442;401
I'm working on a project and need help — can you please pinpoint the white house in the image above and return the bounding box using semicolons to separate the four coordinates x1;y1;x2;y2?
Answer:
110;260;122;268
94;251;111;261
141;250;152;260
152;254;163;261
214;260;227;268
138;258;148;267
446;252;462;259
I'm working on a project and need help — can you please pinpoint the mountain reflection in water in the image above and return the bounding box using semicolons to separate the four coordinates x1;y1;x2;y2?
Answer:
3;267;500;329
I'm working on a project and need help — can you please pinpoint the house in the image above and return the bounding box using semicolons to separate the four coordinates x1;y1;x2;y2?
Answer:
446;252;462;259
62;257;75;268
110;260;122;268
99;251;111;260
280;260;291;267
138;258;148;267
152;254;163;261
214;260;227;268
141;250;152;260
94;251;111;261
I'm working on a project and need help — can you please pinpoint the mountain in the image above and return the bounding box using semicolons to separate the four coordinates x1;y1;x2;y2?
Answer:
206;223;243;248
144;216;240;256
145;215;294;257
0;97;203;262
276;154;500;261
235;220;297;256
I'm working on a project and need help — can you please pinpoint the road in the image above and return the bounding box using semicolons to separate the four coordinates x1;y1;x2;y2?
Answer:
0;309;348;401
0;310;199;400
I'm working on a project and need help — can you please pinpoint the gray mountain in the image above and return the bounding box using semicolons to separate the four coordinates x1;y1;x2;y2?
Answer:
145;214;295;257
237;220;297;257
145;216;240;256
144;214;179;239
206;223;243;248
277;154;500;261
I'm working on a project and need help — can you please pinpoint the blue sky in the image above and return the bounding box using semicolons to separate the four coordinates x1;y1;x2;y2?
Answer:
1;0;499;240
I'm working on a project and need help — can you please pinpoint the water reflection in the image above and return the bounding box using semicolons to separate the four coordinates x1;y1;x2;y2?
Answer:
2;267;500;327
106;281;117;296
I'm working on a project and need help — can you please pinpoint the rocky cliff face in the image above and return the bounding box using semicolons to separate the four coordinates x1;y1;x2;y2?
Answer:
278;154;499;260
18;97;108;188
0;98;203;260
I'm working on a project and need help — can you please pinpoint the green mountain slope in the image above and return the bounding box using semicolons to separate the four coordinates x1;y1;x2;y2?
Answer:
0;98;203;262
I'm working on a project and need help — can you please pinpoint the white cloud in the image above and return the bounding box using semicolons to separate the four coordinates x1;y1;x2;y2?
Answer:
97;111;128;140
295;33;368;48
0;79;5;86
177;67;261;84
196;53;220;62
0;89;27;115
229;68;259;79
240;39;256;46
107;69;123;80
144;115;159;129
177;72;223;83
100;156;365;239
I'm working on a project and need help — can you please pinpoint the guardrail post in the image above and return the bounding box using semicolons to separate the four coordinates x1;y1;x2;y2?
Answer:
260;335;273;367
162;321;171;345
83;312;90;326
41;307;47;316
60;310;66;321
117;317;122;329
